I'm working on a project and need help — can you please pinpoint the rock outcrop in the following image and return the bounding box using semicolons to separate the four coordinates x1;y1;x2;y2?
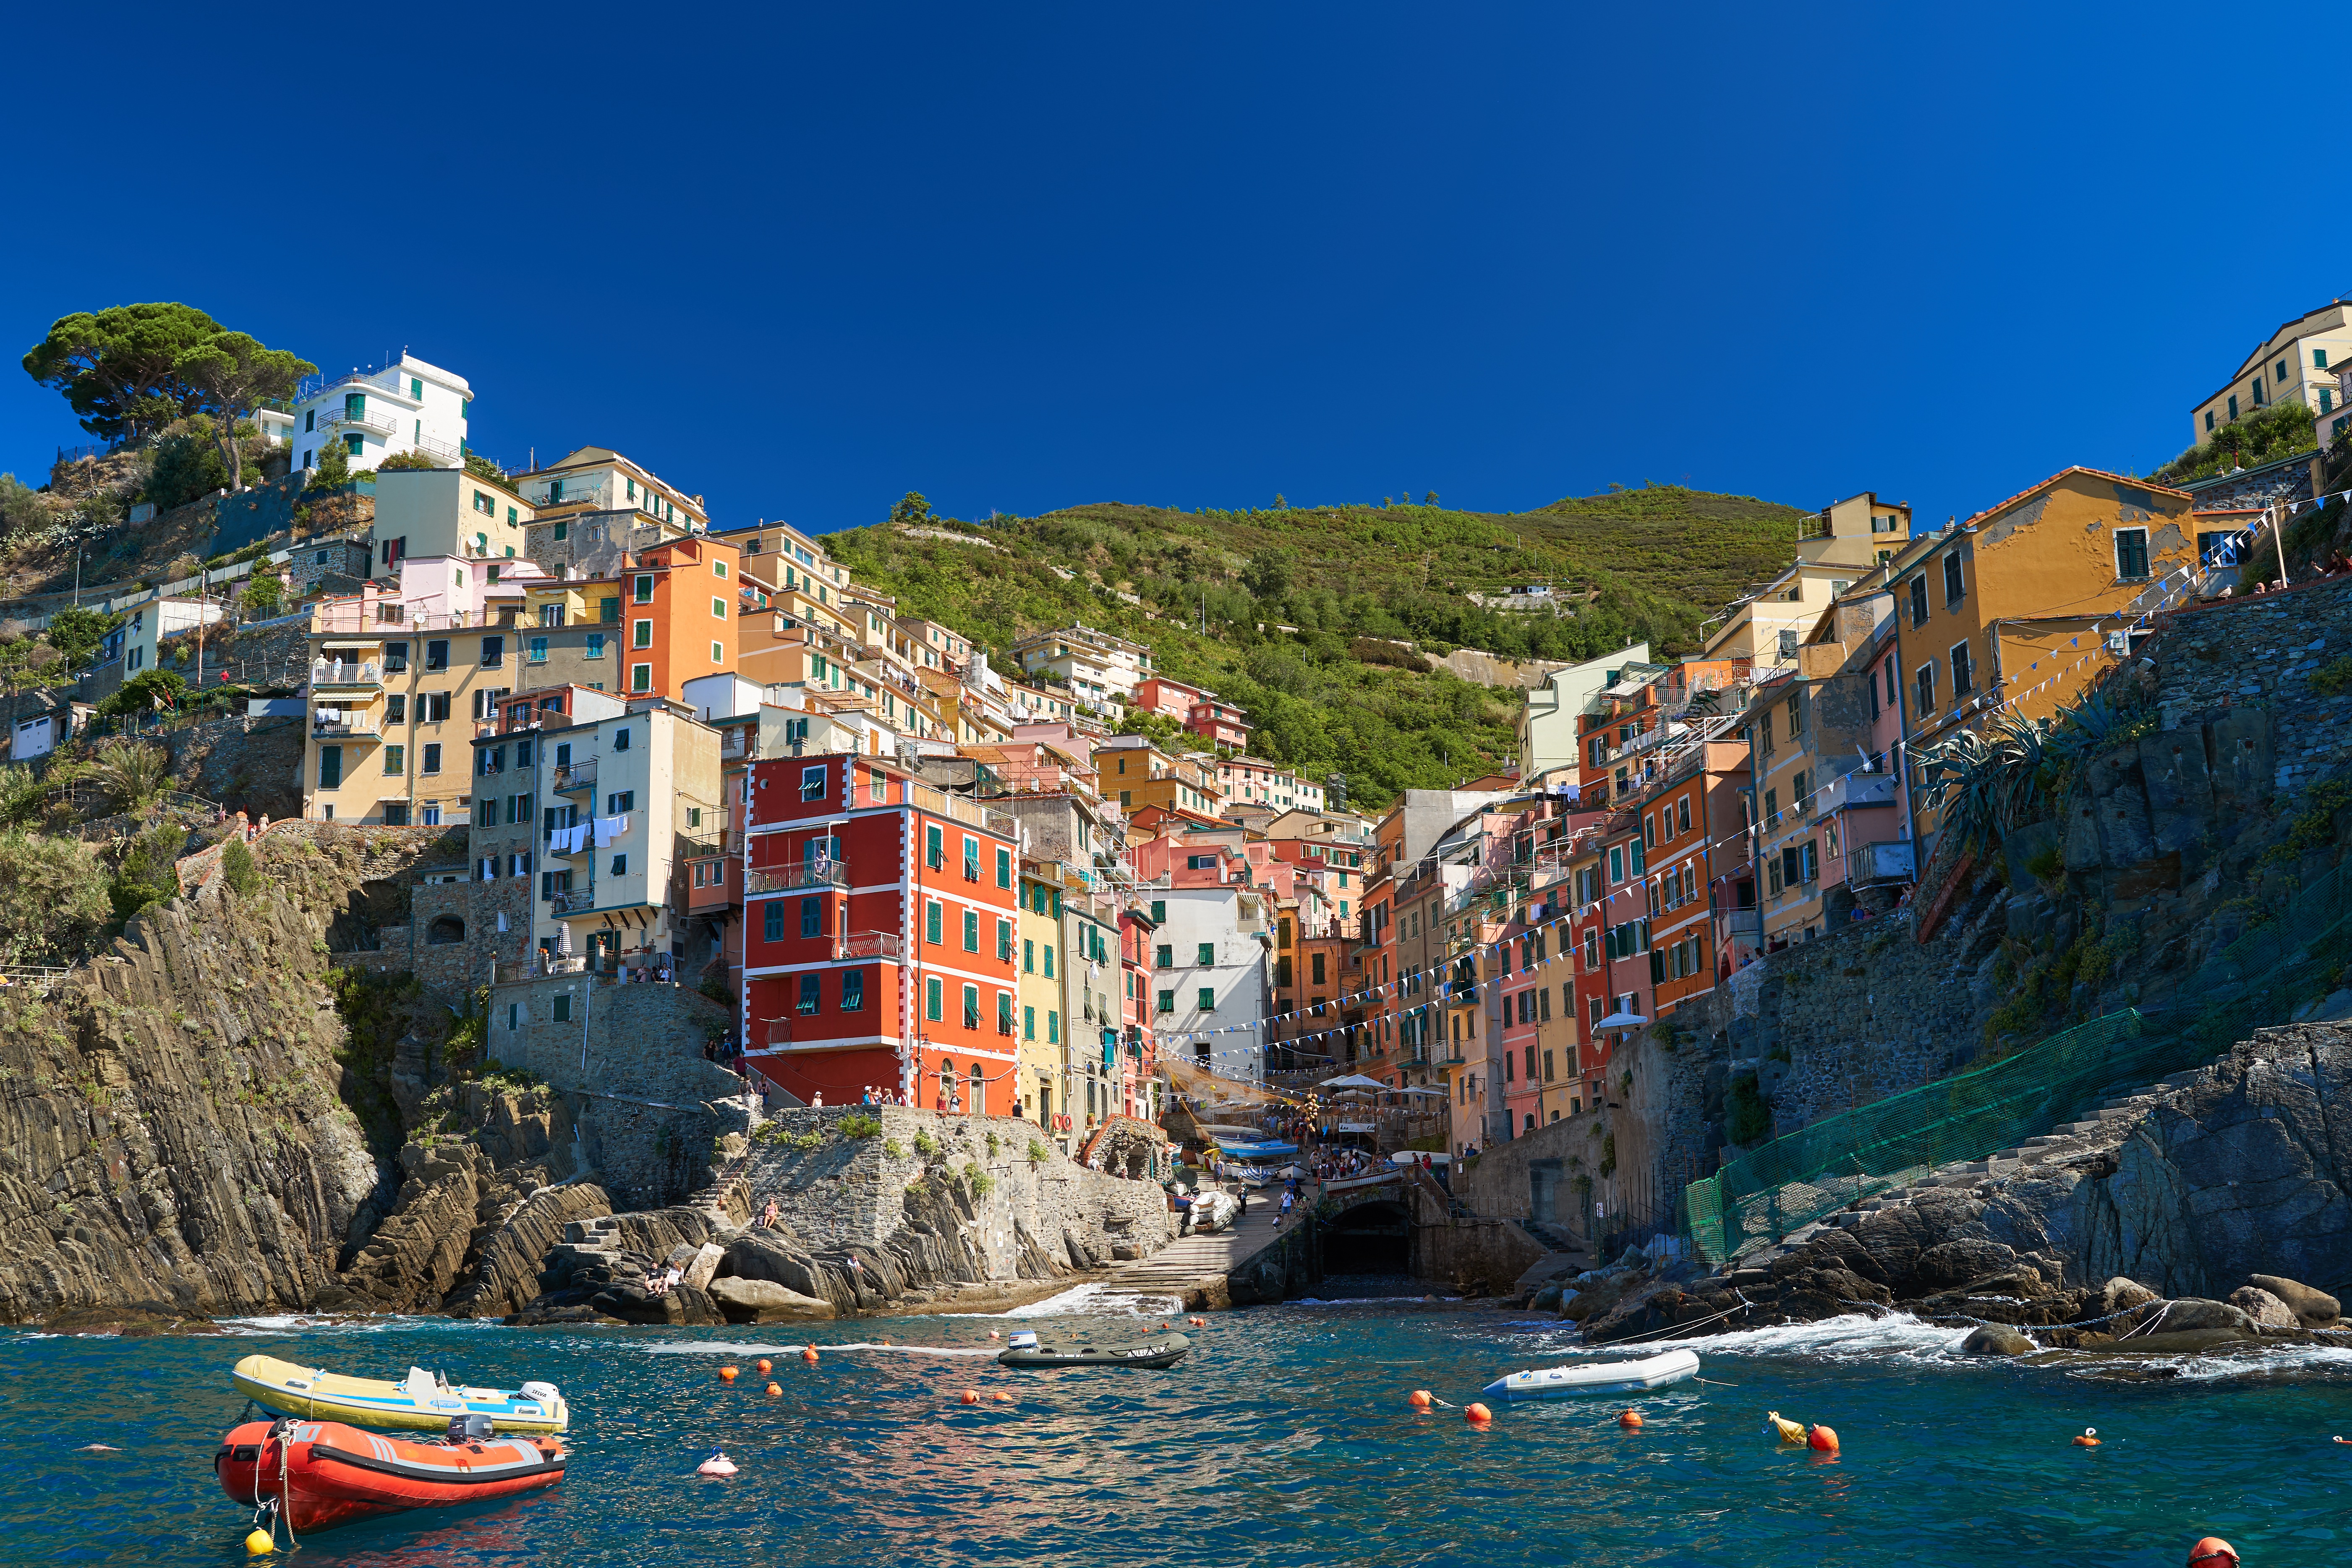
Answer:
0;831;445;1323
1588;1022;2352;1348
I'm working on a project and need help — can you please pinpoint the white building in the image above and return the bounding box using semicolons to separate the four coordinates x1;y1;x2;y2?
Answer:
512;447;707;535
123;596;228;674
290;354;473;475
1146;885;1271;1085
1010;624;1153;711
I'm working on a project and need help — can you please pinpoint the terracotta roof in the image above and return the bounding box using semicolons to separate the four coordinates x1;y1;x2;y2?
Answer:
1959;466;2193;531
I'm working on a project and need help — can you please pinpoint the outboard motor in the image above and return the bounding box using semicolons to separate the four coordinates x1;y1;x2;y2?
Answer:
446;1413;496;1443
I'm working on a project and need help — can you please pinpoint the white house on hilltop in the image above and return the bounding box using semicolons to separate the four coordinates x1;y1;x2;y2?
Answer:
291;354;473;475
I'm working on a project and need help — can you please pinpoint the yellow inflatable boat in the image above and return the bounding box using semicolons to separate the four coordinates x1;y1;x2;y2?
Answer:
230;1354;569;1435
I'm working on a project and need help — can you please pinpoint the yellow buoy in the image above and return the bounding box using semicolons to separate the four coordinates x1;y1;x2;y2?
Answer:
1767;1411;1807;1445
245;1529;276;1556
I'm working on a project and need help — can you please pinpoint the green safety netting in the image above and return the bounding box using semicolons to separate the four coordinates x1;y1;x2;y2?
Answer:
1686;851;2352;1265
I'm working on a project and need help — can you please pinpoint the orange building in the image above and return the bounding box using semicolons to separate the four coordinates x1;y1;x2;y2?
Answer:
616;536;742;700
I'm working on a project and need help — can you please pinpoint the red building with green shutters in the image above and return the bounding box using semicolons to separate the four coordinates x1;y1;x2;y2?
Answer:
740;753;1020;1113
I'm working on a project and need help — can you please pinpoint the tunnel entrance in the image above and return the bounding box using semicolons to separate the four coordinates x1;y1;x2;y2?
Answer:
1322;1199;1411;1274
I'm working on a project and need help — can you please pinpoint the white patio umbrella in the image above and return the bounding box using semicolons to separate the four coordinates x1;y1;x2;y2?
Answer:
1318;1073;1388;1090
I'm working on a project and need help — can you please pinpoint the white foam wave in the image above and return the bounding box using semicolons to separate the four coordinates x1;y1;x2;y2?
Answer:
215;1315;497;1336
1534;1312;1970;1363
2128;1344;2352;1382
1291;1295;1459;1307
998;1284;1184;1319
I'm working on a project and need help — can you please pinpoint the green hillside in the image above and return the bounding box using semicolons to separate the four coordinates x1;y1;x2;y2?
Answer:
824;486;1803;812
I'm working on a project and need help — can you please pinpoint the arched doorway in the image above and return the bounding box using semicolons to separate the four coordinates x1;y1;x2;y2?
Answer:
426;915;465;945
1324;1198;1411;1273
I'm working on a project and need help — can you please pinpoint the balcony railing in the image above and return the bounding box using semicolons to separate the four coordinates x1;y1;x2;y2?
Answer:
322;406;401;438
834;933;904;961
311;658;381;687
1816;769;1897;815
312;710;379;738
412;432;461;461
551;759;597;794
1851;840;1916;887
746;857;849;895
549;887;596;916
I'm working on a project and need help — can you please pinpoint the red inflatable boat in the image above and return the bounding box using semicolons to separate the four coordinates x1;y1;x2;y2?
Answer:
216;1418;565;1533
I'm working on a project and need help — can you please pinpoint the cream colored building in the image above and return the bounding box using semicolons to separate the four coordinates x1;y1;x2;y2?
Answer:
2192;300;2352;444
369;467;535;568
511;447;707;535
1701;491;1909;672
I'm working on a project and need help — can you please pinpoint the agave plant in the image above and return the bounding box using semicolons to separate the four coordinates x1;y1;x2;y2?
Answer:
89;739;171;815
1915;711;2049;860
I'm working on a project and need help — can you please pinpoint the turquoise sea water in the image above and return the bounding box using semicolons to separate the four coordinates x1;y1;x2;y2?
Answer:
9;1282;2352;1567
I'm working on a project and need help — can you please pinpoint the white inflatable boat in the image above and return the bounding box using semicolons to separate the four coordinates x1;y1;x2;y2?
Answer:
1482;1347;1699;1400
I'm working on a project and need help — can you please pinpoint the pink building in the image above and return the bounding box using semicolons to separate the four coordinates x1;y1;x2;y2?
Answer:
1131;676;1205;723
1186;696;1249;750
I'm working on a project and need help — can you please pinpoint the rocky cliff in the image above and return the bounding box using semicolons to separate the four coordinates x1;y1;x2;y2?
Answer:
1581;1021;2352;1352
0;829;435;1322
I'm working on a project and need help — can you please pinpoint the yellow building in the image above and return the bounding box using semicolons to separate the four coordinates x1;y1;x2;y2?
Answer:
1016;866;1066;1137
2189;299;2352;444
369;467;534;567
1889;467;2197;836
305;604;516;825
1701;491;1910;671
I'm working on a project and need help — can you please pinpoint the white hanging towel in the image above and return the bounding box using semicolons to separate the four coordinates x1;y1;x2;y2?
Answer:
596;815;630;846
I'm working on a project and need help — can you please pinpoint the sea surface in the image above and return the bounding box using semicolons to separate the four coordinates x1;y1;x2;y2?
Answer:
9;1277;2352;1567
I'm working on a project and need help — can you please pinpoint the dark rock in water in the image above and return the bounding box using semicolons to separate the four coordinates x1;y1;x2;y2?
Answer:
586;1280;724;1325
42;1304;221;1337
2096;1277;2159;1317
2125;1297;2253;1335
1960;1324;2035;1356
2247;1273;2341;1327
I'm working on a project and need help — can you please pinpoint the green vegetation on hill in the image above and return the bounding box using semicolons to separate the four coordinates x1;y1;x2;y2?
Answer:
2153;399;2315;485
825;486;1805;810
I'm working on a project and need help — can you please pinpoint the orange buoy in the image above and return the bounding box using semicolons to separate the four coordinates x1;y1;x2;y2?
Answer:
1808;1424;1839;1453
718;1366;738;1382
2187;1539;2240;1567
1409;1390;1433;1410
755;1359;772;1374
993;1391;1014;1403
764;1382;781;1396
2074;1428;2101;1447
802;1346;819;1364
1464;1403;1493;1425
988;1330;1000;1339
1618;1409;1644;1429
1189;1316;1205;1327
959;1390;980;1405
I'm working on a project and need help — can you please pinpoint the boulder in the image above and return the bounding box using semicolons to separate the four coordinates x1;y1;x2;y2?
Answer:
2247;1274;2341;1327
707;1277;837;1323
681;1242;726;1293
2226;1286;2299;1331
1531;1284;1565;1312
2096;1277;2158;1318
2132;1297;2253;1334
1960;1325;2035;1356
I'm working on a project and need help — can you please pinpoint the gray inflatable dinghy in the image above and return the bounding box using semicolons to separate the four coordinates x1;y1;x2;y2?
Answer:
997;1330;1192;1369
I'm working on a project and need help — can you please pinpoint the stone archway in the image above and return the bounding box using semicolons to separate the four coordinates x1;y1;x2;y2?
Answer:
1324;1198;1411;1274
426;915;466;945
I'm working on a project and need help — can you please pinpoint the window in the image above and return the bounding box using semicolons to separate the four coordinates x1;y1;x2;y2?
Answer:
711;640;723;663
1943;551;1965;606
1042;944;1055;978
925;824;943;868
479;635;504;668
1155;943;1172;968
962;984;980;1029
1608;846;1624;884
384;641;409;673
1023;938;1035;974
963;909;979;952
2228;394;2240;421
842;969;865;1011
1047;1011;1060;1045
962;836;980;880
633;574;654;604
925;900;942;944
421;742;441;775
712;597;727;620
763;901;784;942
997;918;1014;961
1023;1005;1037;1041
553;993;571;1022
605;790;635;813
630;663;651;692
2206;410;2217;432
2278;358;2290;384
1197;987;1215;1011
1150;900;1165;923
1916;661;1936;714
318;746;342;789
383;744;405;775
426;639;449;672
632;618;652;649
2116;527;2150;580
2319;349;2331;369
1908;577;1928;627
529;636;548;664
599;598;619;624
800;765;826;801
800;897;821;938
610;853;628;876
996;846;1011;887
926;976;942;1021
1157;990;1174;1014
797;975;820;1015
1950;640;1973;697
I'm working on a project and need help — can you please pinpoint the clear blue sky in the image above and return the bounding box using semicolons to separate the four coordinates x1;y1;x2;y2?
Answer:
3;4;2343;538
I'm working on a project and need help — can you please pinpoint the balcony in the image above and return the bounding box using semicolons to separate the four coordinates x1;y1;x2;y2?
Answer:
1851;840;1917;888
549;886;597;916
311;657;382;690
551;759;597;795
746;856;849;895
1724;909;1762;949
312;709;380;740
321;406;401;438
412;432;461;462
1816;769;1897;815
834;933;904;962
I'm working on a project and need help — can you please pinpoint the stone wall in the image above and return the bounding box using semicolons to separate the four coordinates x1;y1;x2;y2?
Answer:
738;1105;1173;1277
2181;454;2315;516
337;878;537;1001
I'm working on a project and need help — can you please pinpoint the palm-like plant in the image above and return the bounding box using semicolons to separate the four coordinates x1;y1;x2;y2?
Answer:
1915;711;2049;860
89;739;171;815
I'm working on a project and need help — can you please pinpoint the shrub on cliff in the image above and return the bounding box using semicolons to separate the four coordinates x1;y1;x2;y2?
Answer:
839;1113;882;1139
0;831;109;965
219;836;263;898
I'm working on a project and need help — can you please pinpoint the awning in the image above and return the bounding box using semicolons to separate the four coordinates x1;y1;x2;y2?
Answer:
1318;1073;1388;1090
1594;1010;1650;1032
1213;1139;1300;1159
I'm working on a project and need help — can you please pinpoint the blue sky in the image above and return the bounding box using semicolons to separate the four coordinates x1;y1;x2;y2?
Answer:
3;4;2343;538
